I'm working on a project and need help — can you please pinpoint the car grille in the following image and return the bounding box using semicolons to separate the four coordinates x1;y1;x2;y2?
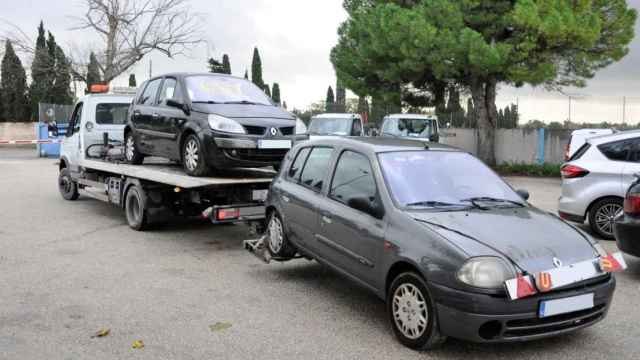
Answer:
502;304;606;338
243;125;266;135
224;149;289;163
280;126;294;135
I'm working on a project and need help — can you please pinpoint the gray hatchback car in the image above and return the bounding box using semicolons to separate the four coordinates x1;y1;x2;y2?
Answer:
264;137;624;349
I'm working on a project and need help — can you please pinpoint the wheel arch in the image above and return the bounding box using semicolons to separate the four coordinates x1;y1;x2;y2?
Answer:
178;127;198;161
59;156;68;170
385;260;426;298
586;195;624;217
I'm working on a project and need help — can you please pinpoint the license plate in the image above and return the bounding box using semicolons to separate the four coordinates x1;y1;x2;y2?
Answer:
539;293;594;318
258;140;291;149
252;190;268;201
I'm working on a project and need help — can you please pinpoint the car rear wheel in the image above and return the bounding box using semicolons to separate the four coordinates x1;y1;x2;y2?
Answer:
266;212;297;259
58;168;79;201
182;134;209;177
388;272;446;350
125;132;144;165
589;197;624;240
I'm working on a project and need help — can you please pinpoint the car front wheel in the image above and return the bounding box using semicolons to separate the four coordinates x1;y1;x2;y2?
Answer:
182;134;209;177
589;197;624;240
387;272;446;350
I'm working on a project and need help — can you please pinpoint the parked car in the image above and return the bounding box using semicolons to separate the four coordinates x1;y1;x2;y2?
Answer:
614;173;640;256
264;137;621;349
559;131;640;239
308;113;363;138
124;73;307;176
379;114;439;142
564;128;615;161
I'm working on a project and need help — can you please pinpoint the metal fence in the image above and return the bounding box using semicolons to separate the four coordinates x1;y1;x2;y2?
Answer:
38;103;74;124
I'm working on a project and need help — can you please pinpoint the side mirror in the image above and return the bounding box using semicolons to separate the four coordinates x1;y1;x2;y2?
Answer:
167;99;190;115
429;133;440;142
516;189;530;201
347;196;384;219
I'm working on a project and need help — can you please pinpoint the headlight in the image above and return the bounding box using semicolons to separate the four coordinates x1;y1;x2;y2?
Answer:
457;257;516;289
295;118;307;135
208;114;246;134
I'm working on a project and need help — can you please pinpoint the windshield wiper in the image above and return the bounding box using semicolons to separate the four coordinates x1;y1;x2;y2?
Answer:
192;101;220;104
222;100;265;105
405;201;471;209
461;197;525;209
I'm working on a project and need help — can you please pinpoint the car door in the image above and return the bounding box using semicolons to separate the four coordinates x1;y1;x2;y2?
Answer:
132;78;163;154
623;137;640;190
61;101;83;170
599;139;635;194
314;149;386;287
279;147;334;250
156;77;187;159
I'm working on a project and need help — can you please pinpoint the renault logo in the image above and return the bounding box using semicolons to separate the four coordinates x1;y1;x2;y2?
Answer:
270;127;277;136
553;257;563;268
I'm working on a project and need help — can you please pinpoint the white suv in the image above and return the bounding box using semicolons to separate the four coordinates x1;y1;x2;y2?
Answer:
559;131;640;239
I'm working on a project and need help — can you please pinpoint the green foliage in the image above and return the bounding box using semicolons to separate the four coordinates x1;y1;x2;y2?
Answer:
325;86;335;112
208;57;225;73
222;54;231;75
497;103;519;129
51;45;73;105
271;83;281;105
129;74;137;87
335;80;346;112
86;52;102;90
251;47;264;89
1;41;29;122
30;21;54;120
493;162;561;177
264;84;271;98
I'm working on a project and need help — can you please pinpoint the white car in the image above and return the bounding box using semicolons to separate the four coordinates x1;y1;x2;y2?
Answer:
559;131;640;239
564;128;615;161
380;114;440;142
308;113;364;138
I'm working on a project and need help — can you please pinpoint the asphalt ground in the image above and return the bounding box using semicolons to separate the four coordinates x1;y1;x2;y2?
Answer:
1;147;639;359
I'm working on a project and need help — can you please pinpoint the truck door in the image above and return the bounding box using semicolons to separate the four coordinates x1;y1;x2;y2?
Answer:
61;102;83;170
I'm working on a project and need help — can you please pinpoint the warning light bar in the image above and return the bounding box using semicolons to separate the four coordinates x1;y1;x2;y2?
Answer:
89;84;110;94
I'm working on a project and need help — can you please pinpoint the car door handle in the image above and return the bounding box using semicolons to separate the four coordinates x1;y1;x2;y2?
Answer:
282;195;290;203
152;113;159;119
321;215;332;224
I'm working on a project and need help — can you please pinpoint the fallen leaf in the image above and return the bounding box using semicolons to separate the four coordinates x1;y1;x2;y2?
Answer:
132;340;144;349
209;322;232;332
91;328;110;338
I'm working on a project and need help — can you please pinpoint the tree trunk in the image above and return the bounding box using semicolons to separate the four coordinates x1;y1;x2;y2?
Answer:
471;78;497;166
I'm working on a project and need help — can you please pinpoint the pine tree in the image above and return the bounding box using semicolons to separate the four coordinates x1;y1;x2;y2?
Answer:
30;21;54;120
129;74;137;87
86;52;102;90
335;80;346;113
251;47;264;89
244;70;248;79
264;84;271;98
222;54;231;75
325;86;335;112
503;106;512;129
51;45;73;104
510;104;519;128
1;41;29;121
271;83;281;105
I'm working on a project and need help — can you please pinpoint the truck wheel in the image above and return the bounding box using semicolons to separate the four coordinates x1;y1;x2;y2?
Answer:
589;197;623;240
182;134;209;177
125;132;144;165
266;212;297;259
125;185;149;231
388;272;446;350
58;168;79;201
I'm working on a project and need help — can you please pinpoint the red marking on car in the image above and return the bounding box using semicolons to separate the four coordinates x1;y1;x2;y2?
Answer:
536;272;553;292
599;253;625;273
383;240;393;251
505;274;537;300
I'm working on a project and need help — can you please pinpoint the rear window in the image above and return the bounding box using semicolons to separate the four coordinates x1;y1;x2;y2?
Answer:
95;103;129;125
598;140;632;162
569;143;591;161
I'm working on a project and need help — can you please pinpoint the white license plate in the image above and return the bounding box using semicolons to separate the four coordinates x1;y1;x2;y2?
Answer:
258;140;291;149
252;190;268;201
539;293;594;318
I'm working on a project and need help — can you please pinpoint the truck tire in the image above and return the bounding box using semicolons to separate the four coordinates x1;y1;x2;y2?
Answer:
125;184;149;231
58;168;79;201
125;132;144;165
182;134;210;177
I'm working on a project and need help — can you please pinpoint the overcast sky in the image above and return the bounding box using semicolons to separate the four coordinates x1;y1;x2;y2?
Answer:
4;0;640;125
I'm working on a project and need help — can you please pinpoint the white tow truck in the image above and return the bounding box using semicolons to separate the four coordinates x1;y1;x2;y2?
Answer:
57;91;274;231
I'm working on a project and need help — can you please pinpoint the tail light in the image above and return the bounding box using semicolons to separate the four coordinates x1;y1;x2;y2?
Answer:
216;208;240;221
624;194;640;215
561;165;589;179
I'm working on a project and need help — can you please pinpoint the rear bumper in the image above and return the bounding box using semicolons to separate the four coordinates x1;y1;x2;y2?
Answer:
614;216;640;257
558;195;587;223
431;275;615;343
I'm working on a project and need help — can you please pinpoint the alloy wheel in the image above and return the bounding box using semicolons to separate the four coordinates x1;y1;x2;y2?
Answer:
594;203;623;237
268;216;284;254
392;283;428;340
184;139;199;171
126;135;135;161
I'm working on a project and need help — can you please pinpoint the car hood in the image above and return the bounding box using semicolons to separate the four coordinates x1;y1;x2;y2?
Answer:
410;207;598;273
191;103;295;121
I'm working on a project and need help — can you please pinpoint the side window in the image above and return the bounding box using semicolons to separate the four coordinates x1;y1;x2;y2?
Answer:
288;147;311;180
138;78;162;105
299;147;334;191
631;139;640;162
599;140;632;162
66;102;83;136
352;119;362;136
330;151;377;208
158;78;178;105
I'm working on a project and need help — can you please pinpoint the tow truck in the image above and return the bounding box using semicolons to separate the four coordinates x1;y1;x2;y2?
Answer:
57;87;274;231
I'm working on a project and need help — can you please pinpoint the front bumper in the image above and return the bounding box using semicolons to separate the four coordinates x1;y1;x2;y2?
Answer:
614;215;640;257
431;275;615;343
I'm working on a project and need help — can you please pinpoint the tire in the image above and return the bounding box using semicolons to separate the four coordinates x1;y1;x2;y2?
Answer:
58;168;79;201
125;132;144;165
588;197;624;240
387;272;446;350
266;212;297;259
182;134;209;177
125;185;149;231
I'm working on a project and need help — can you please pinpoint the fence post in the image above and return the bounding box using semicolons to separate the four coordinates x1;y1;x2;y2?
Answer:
537;128;545;165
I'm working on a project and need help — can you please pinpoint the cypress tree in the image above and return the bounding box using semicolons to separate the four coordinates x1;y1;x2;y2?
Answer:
86;52;102;90
244;70;248;79
264;84;271;98
129;74;137;87
335;81;346;113
510;104;519;128
1;41;29;121
222;54;231;75
465;98;476;128
325;86;335;112
51;45;73;105
251;47;264;89
282;101;287;110
207;57;225;73
30;21;54;119
271;83;281;105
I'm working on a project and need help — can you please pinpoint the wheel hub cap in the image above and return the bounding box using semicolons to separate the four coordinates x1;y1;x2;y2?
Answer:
185;140;199;171
126;136;134;160
268;217;284;253
393;283;428;339
595;203;623;236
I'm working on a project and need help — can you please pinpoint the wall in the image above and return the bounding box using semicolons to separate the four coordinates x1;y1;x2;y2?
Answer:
441;128;572;165
0;123;37;141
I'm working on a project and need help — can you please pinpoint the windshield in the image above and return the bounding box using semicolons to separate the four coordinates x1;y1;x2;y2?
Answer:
185;75;273;105
309;118;353;135
382;118;436;138
378;151;523;209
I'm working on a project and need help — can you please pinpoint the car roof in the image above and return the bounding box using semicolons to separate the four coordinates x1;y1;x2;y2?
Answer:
299;136;462;154
144;72;245;82
384;113;438;120
571;128;614;136
312;113;361;119
587;130;640;145
78;94;133;103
